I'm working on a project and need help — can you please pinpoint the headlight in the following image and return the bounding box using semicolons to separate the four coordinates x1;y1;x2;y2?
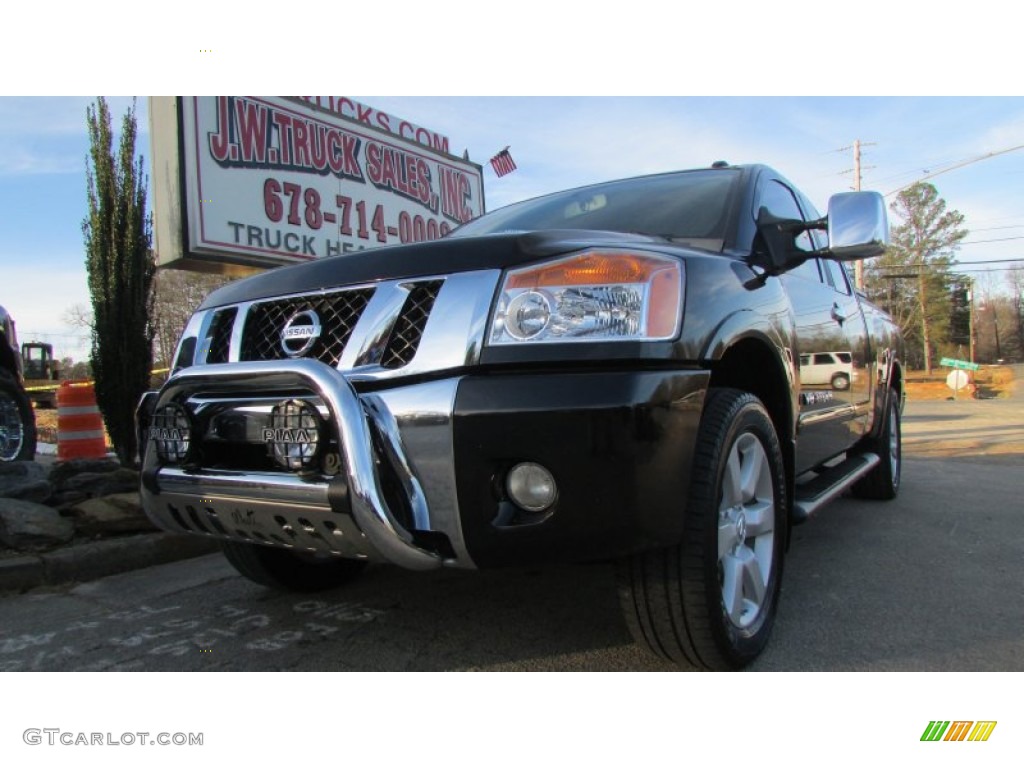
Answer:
488;250;683;345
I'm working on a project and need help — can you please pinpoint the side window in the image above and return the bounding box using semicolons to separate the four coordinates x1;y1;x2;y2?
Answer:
823;259;852;296
789;256;823;283
759;180;822;283
813;353;834;365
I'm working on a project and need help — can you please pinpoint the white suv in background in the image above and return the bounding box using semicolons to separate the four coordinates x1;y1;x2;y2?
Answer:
799;351;853;390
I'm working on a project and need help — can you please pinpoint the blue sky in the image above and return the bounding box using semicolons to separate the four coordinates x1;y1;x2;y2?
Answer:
2;96;1022;360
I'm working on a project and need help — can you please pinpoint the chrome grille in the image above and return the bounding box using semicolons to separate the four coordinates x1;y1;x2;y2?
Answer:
240;289;374;366
381;281;443;369
205;308;236;364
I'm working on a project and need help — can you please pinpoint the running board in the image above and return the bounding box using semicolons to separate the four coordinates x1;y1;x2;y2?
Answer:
791;452;881;524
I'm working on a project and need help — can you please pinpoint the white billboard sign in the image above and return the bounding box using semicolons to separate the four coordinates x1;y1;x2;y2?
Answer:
294;97;451;154
150;96;484;272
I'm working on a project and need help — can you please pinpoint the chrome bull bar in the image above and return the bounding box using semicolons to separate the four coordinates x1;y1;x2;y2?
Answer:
144;360;445;571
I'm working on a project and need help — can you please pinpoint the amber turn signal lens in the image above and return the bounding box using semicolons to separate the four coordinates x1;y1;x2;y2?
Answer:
507;251;676;288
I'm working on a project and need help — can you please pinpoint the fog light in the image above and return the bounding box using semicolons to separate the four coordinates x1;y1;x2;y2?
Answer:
265;400;323;470
506;462;557;512
150;403;192;464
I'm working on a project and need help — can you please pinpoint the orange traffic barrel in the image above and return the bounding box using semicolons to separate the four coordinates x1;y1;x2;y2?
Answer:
57;381;108;461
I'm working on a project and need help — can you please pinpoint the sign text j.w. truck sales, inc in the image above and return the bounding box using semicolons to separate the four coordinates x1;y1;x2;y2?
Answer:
150;96;484;272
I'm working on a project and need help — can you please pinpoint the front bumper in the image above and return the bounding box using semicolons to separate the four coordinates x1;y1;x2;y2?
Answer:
139;361;709;570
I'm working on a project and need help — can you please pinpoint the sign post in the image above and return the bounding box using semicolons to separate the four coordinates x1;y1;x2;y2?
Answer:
939;357;980;372
939;358;980;400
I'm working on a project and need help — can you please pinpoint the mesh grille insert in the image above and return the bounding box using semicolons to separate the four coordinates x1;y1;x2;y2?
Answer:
381;281;443;369
240;289;374;366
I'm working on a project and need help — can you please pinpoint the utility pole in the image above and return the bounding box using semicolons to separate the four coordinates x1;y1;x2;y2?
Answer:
836;140;875;292
853;139;864;292
968;278;976;364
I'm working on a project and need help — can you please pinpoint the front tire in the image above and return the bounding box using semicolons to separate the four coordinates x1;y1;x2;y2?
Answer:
618;388;787;670
0;371;36;462
221;541;368;592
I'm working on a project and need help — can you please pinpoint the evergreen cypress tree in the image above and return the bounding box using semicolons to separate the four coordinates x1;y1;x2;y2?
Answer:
82;97;155;465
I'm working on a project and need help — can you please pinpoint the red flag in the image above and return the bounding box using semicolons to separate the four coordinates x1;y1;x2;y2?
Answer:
489;147;517;177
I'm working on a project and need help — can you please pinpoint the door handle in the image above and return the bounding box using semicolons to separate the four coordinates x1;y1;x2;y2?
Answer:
831;303;846;325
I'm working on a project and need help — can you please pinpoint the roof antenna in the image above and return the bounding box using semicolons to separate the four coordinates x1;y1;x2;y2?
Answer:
711;160;730;169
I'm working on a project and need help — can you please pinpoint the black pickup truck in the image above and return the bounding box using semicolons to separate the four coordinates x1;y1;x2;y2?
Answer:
138;163;904;670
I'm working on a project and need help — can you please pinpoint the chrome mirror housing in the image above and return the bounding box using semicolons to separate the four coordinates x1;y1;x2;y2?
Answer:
826;191;889;261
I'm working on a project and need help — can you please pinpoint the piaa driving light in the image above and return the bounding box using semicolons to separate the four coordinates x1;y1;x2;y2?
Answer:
150;404;192;464
265;400;323;470
489;250;683;344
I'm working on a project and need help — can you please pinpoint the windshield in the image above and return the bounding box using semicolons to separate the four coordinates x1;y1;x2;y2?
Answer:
451;169;739;249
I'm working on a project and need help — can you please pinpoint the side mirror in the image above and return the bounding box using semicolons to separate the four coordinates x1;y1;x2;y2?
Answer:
827;191;889;261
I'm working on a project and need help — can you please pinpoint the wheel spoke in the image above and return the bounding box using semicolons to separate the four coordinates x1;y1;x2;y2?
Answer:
721;554;745;624
722;547;765;627
722;446;743;509
890;403;900;477
744;500;774;537
718;519;736;560
740;547;767;607
739;440;764;502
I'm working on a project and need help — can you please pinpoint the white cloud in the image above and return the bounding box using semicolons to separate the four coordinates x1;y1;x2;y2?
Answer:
0;146;82;176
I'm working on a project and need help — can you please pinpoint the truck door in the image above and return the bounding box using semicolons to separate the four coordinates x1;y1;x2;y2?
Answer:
757;178;857;472
818;257;871;436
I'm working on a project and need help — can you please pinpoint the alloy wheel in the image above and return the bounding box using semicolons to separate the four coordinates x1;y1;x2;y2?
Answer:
717;431;776;629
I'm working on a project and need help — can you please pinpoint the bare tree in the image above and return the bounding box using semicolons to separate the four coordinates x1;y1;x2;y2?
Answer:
62;303;94;331
152;268;231;369
1008;263;1024;361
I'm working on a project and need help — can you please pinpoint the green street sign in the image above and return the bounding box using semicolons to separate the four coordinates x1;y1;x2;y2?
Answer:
939;357;980;371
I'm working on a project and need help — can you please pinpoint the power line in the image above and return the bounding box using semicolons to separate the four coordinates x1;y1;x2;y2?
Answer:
869;152;967;186
960;236;1024;245
970;225;1024;233
873;258;1024;268
879;266;1024;276
885;144;1024;197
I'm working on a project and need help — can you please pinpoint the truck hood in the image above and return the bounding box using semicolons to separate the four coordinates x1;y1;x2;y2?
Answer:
199;230;678;309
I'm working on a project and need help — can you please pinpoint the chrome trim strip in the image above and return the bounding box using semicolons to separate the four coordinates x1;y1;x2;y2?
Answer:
373;379;475;568
339;282;411;369
178;310;209;366
411;271;498;370
157;467;333;507
342;271;499;381
363;394;431;532
228;302;249;362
